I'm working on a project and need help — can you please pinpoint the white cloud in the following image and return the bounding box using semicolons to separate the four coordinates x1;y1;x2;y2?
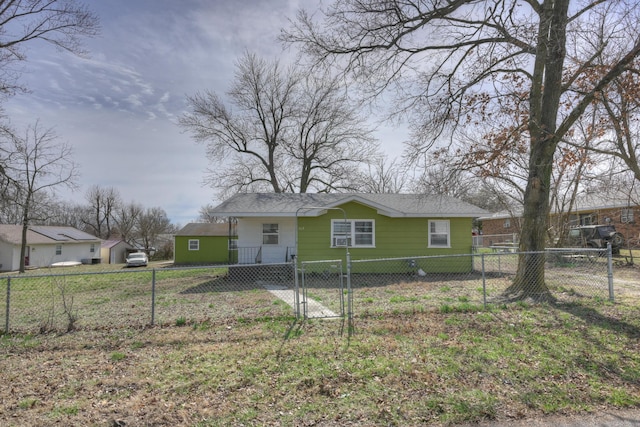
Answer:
2;0;405;224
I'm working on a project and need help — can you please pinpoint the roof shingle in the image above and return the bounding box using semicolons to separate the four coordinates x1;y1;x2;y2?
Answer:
210;193;488;218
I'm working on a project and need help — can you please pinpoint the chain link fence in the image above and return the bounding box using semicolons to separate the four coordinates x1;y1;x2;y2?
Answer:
0;248;626;334
351;248;614;317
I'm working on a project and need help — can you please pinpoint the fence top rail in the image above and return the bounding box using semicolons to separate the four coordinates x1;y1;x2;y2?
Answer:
352;253;475;264
0;267;152;280
484;249;604;255
546;247;608;253
300;259;342;265
161;264;234;272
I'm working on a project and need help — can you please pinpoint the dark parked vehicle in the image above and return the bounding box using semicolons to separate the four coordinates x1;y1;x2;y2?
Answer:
567;224;624;254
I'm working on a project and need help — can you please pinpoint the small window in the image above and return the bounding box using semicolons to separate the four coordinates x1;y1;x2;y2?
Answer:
332;221;351;247
622;208;634;223
429;220;450;248
354;221;374;246
55;244;62;255
503;219;511;228
580;213;595;225
90;243;95;253
331;220;375;248
188;239;199;251
263;223;279;245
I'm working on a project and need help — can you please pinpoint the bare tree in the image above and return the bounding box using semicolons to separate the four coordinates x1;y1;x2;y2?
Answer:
0;0;99;100
180;51;379;197
567;62;640;183
0;1;98;193
113;201;143;244
3;122;77;272
197;204;227;223
42;200;88;229
134;207;172;254
284;0;640;300
83;185;121;239
352;157;411;194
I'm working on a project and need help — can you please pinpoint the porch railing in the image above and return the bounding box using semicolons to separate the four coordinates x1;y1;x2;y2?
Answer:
236;246;298;264
237;247;261;264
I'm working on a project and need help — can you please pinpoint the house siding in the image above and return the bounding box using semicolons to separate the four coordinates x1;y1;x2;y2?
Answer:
0;241;14;271
174;235;234;264
237;218;296;264
297;201;475;273
0;242;98;271
30;243;97;268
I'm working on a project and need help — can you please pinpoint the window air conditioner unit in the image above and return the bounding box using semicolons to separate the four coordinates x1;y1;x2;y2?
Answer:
333;237;349;247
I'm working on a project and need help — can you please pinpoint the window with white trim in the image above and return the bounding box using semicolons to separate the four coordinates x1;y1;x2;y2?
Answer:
262;223;279;245
90;243;95;253
503;219;511;228
428;220;450;248
55;244;62;255
622;208;634;223
188;239;199;251
331;220;375;248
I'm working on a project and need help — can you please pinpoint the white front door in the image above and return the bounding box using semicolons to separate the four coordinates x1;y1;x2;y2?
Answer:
261;222;283;263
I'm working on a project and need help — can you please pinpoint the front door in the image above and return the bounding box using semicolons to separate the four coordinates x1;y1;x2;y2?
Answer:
262;223;283;263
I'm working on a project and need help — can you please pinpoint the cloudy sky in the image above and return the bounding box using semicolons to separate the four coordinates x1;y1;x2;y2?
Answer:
4;0;404;226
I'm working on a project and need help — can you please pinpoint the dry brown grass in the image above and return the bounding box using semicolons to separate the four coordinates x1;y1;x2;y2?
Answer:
1;262;639;426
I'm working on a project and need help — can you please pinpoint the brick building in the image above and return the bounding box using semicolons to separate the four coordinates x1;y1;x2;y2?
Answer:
477;198;640;248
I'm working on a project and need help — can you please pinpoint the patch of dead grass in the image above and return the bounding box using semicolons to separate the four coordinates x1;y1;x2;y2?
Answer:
1;299;640;426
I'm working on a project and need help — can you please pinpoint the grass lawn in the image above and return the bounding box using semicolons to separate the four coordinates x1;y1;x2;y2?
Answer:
1;297;640;426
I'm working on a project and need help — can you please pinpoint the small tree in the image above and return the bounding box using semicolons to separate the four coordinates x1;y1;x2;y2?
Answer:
114;201;143;245
83;185;121;239
3;122;77;272
134;207;172;255
197;204;227;223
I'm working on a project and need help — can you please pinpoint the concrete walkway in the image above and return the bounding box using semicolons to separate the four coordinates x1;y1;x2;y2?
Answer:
261;282;338;318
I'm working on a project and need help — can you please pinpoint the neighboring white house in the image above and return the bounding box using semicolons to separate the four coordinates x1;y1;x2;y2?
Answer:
0;225;102;271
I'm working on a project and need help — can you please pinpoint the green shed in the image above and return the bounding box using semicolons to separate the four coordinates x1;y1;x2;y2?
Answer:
174;223;236;265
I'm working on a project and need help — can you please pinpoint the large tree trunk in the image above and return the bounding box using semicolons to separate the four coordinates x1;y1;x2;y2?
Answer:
19;211;29;274
505;140;557;300
504;0;570;300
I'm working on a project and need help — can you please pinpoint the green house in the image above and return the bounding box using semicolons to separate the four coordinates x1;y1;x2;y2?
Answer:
174;223;237;265
209;193;488;272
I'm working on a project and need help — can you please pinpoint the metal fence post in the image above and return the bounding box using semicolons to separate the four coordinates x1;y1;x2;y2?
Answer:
151;269;156;326
607;243;614;302
4;277;10;333
293;255;300;319
346;251;353;336
481;253;487;310
302;264;308;319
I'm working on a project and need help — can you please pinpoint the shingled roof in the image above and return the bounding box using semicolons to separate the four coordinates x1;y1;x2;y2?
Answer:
209;193;488;218
0;225;100;245
175;223;230;236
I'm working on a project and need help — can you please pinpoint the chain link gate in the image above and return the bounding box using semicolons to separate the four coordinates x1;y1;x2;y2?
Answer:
296;259;345;319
